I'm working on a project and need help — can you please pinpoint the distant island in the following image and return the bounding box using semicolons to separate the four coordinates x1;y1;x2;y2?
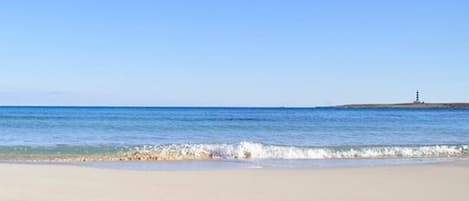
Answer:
337;103;469;109
337;90;469;108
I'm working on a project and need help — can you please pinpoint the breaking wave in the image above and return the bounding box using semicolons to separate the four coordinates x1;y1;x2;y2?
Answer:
1;142;468;162
121;142;469;161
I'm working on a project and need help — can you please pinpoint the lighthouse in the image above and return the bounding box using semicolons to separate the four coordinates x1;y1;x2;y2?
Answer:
413;90;423;104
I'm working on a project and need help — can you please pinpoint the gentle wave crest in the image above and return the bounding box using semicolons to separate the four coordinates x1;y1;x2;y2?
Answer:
1;142;468;161
123;142;469;160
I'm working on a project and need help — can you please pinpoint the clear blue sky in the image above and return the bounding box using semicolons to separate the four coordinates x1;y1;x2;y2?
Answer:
1;0;468;106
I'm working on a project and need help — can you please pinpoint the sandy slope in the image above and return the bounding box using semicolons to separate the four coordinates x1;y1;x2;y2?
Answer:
0;163;468;201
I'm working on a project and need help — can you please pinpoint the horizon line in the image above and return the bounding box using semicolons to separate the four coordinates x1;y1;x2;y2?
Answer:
1;101;467;108
0;105;329;108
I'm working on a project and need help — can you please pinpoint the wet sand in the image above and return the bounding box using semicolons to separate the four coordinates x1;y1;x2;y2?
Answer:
0;163;468;201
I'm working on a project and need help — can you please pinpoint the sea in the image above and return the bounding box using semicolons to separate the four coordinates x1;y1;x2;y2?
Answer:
1;106;468;170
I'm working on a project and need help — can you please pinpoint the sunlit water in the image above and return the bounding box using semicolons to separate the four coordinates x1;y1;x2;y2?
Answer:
1;106;468;169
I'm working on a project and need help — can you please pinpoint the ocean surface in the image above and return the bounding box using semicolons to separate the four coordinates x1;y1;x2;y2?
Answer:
1;106;468;169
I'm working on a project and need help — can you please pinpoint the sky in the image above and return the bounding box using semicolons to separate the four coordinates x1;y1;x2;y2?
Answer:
1;0;468;106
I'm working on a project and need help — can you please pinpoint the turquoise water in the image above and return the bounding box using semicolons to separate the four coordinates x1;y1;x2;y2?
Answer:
1;107;468;168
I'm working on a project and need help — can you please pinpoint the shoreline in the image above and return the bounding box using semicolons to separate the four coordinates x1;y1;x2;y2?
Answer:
0;162;468;201
1;157;464;171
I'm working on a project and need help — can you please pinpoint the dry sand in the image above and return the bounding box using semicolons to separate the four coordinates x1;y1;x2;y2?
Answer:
0;163;468;201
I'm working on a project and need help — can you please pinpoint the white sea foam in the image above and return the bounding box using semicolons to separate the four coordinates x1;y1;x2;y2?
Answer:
126;142;469;160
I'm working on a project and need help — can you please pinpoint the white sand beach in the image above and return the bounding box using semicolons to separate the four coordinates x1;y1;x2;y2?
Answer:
0;163;468;201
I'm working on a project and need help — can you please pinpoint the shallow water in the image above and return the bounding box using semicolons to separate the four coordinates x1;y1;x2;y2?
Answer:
3;158;460;170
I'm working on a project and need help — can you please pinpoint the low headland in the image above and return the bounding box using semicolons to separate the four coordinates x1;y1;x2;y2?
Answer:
337;102;469;109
